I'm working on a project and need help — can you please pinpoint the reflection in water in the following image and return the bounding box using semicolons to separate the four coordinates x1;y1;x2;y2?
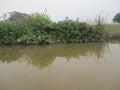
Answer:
0;43;108;68
0;42;120;90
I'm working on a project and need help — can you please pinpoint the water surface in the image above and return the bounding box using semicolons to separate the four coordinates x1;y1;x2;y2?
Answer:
0;42;120;90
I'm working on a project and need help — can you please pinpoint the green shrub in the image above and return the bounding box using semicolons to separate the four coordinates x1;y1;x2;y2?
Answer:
0;11;106;45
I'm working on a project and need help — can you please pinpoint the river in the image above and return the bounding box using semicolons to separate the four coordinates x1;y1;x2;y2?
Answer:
0;42;120;90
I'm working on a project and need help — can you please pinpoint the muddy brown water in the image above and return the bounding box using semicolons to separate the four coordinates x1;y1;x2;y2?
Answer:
0;42;120;90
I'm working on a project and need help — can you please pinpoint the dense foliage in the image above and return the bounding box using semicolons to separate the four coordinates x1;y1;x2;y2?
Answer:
0;11;105;45
113;13;120;23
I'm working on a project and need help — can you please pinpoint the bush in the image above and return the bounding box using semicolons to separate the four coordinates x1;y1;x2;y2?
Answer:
0;11;106;45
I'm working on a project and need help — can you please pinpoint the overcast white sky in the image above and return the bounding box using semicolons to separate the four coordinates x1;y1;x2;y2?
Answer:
0;0;120;22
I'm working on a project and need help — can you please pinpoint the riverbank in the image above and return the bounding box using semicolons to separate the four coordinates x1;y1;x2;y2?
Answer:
0;12;120;45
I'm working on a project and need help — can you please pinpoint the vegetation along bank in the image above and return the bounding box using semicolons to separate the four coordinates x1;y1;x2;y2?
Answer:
0;11;120;45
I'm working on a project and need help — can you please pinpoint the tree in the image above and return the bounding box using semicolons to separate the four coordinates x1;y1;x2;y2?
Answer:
113;13;120;23
8;11;30;22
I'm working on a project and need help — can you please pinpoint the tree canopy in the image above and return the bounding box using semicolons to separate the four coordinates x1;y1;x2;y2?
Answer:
113;13;120;23
8;11;30;21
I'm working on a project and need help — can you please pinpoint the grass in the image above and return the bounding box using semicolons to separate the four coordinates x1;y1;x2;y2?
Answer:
104;23;120;39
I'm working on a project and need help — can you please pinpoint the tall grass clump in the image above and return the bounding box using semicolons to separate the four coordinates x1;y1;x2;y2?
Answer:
92;15;105;41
